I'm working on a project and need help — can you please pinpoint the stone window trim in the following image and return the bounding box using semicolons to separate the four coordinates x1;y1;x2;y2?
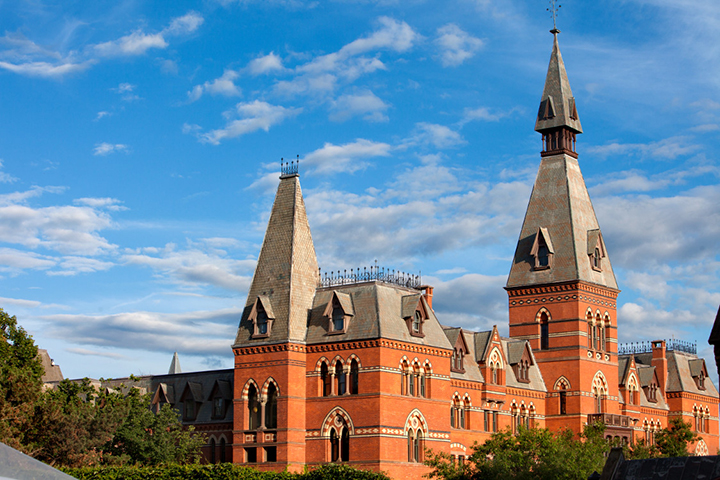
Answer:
587;229;606;272
248;296;276;339
323;292;354;336
530;227;554;271
402;295;429;338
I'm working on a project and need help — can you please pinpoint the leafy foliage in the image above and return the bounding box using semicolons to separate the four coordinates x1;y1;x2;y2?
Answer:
625;417;699;459
0;308;44;453
62;463;391;480
425;423;608;480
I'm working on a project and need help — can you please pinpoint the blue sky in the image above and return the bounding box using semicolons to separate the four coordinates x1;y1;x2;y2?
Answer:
1;0;719;382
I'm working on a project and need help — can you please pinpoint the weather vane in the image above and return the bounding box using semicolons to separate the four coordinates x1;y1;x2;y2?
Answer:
547;0;561;33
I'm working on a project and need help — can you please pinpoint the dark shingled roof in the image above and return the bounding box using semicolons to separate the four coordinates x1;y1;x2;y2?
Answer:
535;33;582;134
151;369;233;424
708;304;720;345
473;331;492;362
506;340;527;365
600;448;720;480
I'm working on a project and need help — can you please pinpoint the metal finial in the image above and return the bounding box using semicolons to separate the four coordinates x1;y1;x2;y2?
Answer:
547;0;561;34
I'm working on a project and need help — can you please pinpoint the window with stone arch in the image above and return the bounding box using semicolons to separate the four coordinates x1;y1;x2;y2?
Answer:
405;410;427;463
245;381;262;430
422;361;432;398
536;308;550;350
594;311;604;351
591;371;608;414
626;374;638;406
400;359;411;396
554;377;570;415
488;348;503;385
348;357;360;395
335;359;346;395
322;408;353;463
603;313;611;352
586;309;594;349
264;381;279;429
319;359;331;397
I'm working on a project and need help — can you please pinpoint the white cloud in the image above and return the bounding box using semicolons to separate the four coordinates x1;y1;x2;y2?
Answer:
0;60;93;78
41;308;242;357
303;139;392;174
187;70;241;102
93;11;203;57
248;52;284;75
95;111;110;121
339;16;419;56
405;122;466;149
434;24;484;67
0;160;17;183
0;247;55;272
65;348;127;359
121;243;254;292
48;256;114;276
93;143;128;156
460;106;519;125
197;101;301;145
586;136;701;160
162;12;204;36
73;197;128;211
329;90;389;122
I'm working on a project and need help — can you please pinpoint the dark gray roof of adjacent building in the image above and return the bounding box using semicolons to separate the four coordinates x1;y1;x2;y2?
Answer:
150;369;234;424
473;331;492;362
305;282;452;350
667;351;718;397
600;448;720;480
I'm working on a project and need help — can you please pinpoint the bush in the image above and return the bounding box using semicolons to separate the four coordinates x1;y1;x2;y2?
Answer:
61;463;391;480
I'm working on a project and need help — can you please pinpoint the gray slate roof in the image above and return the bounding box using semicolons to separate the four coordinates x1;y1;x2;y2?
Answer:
234;174;319;346
535;33;582;134
503;338;546;392
506;153;619;290
306;282;452;350
150;369;234;424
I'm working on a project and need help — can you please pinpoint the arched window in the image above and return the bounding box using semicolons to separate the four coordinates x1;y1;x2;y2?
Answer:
408;429;422;462
419;370;426;397
408;366;415;396
265;383;278;429
401;361;409;395
336;361;346;395
248;384;261;430
407;430;414;461
332;305;344;332
341;427;350;462
321;362;331;396
604;315;611;352
540;312;549;350
350;359;359;395
587;311;594;349
210;437;216;464
219;437;226;463
491;364;498;385
412;311;422;333
559;391;567;415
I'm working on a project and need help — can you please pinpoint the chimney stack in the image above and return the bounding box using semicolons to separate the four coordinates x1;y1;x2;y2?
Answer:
651;340;667;394
420;285;434;310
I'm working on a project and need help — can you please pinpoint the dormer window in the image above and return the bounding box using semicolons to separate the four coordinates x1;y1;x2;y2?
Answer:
587;230;605;272
530;227;554;271
412;311;422;333
646;381;658;403
402;295;427;338
324;292;354;335
249;296;275;339
451;348;465;373
698;371;706;390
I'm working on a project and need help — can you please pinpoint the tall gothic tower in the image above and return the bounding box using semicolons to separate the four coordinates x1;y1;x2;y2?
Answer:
506;30;621;434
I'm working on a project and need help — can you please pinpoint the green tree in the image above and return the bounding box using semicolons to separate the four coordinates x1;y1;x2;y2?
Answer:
425;422;608;480
107;388;205;465
654;417;699;457
0;308;44;453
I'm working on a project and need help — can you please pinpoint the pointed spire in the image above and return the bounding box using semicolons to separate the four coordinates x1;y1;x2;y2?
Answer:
507;33;616;291
535;31;582;134
168;352;181;374
234;167;319;346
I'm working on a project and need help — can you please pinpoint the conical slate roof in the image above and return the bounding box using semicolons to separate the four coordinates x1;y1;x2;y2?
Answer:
535;32;582;134
168;352;181;374
234;173;319;346
507;34;616;291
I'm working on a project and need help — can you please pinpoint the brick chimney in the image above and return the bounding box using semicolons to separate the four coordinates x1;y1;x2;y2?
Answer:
651;340;667;394
420;285;434;310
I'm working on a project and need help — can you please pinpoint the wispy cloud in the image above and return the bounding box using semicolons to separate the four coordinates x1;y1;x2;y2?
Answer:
303;139;392;174
195;101;301;145
188;70;241;102
329;90;389;122
93;143;129;156
247;52;284;75
434;24;483;67
404;122;466;149
0;160;17;183
586;136;701;160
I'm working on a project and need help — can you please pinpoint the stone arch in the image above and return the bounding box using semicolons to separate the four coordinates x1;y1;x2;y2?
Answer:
553;376;571;390
627;373;638;390
261;377;280;399
536;307;551;322
344;353;362;369
399;355;410;369
321;407;355;437
592;371;608;394
488;347;504;368
403;409;428;434
695;438;709;456
603;312;611;326
423;359;434;371
315;356;330;371
241;378;260;400
330;355;345;368
463;393;472;406
586;308;595;323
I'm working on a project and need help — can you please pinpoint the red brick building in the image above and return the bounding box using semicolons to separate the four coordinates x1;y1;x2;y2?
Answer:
146;31;720;478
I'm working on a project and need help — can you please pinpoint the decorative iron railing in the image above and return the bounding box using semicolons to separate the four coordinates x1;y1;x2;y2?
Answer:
618;339;697;356
319;263;421;289
281;156;299;177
